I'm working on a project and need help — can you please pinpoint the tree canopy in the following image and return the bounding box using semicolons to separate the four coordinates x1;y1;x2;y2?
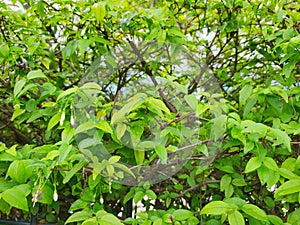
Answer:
0;0;300;224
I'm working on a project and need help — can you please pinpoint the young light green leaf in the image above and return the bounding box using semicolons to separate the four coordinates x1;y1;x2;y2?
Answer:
95;120;113;134
7;160;33;183
81;217;97;225
92;2;106;22
2;187;28;211
239;84;252;106
133;191;144;204
14;80;26;97
134;150;144;165
268;128;291;152
57;87;77;101
145;190;157;200
228;210;245;225
155;145;167;164
173;209;193;221
244;157;261;173
99;214;123;225
114;163;136;178
241;204;268;222
116;123;127;140
63;161;87;184
211;115;227;141
279;168;300;180
243;95;257;118
184;94;198;111
11;108;25;121
58;144;72;163
220;174;232;192
75;120;95;134
263;157;278;171
65;210;92;224
267;215;284;225
27;70;47;80
274;179;300;199
200;201;231;215
47;112;62;131
147;97;170;115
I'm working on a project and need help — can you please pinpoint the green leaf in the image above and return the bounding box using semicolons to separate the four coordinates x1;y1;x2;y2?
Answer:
279;168;300;180
168;27;186;38
17;83;37;98
232;178;247;187
2;187;28;211
116;123;127;140
92;2;106;22
173;209;193;221
57;87;77;101
47;112;62;131
106;164;114;177
244;141;254;154
243;95;257;118
267;215;283;225
211;115;227;141
38;184;54;204
241;204;268;222
184;94;198;111
11;108;25;121
61;126;75;144
228;210;245;225
245;157;261;173
224;198;246;208
99;214;123;225
27;70;47;80
145;190;157;200
63;160;87;184
123;189;135;204
133;191;144;204
96;121;113;134
58;143;72;163
274;179;300;199
220;174;232;192
0;44;9;58
268;128;291;152
263;157;278;171
242;122;268;136
75;120;95;134
153;218;163;225
111;95;145;124
147;97;170;115
239;84;253;106
77;39;91;55
154;145;167;164
14;80;26;97
65;210;92;224
288;208;300;224
62;40;77;60
7;160;33;183
82;217;97;225
200;201;231;215
114;163;136;178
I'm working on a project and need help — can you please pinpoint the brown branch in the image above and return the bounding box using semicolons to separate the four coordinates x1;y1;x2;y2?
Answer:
180;179;220;197
127;39;178;114
176;139;211;152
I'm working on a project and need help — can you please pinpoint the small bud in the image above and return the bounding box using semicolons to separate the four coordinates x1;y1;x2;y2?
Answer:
53;191;58;201
60;111;65;126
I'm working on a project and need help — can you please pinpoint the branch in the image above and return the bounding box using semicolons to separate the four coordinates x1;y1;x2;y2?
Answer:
180;179;220;197
127;39;178;114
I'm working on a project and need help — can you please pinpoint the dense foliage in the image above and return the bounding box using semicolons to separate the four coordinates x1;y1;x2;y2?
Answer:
1;0;300;224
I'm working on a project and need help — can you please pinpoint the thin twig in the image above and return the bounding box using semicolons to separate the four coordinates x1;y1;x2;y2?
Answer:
180;180;220;196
